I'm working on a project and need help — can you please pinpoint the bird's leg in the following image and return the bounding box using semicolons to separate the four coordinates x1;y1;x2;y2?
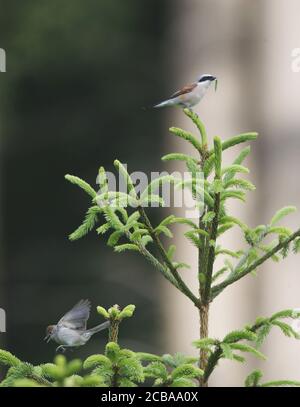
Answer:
56;345;75;353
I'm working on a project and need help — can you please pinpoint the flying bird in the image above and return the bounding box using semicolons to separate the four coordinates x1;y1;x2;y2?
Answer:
154;74;217;109
44;299;110;352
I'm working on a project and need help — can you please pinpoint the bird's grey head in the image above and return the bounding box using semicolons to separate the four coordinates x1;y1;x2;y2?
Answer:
198;74;217;83
44;325;56;343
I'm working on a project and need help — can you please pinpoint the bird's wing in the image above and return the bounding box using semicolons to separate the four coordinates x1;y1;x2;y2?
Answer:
57;299;91;330
170;82;197;99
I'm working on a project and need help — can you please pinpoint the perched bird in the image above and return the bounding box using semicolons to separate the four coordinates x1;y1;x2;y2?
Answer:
154;74;217;109
44;299;110;352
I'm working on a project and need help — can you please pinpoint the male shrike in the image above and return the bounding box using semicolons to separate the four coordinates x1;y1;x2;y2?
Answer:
44;299;109;352
154;74;217;109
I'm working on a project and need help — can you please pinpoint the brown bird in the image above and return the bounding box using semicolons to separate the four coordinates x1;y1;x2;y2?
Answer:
154;74;217;109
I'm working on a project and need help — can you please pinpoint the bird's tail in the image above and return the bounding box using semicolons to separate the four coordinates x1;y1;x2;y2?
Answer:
153;99;174;108
87;321;110;335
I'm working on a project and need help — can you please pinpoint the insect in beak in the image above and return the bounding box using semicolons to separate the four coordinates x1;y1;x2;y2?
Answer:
214;79;218;92
44;334;51;343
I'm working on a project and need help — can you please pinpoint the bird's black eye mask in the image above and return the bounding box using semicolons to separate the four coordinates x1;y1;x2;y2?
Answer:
198;76;218;91
198;75;217;83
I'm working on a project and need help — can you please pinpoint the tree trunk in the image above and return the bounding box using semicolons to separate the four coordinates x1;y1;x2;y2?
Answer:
199;304;209;387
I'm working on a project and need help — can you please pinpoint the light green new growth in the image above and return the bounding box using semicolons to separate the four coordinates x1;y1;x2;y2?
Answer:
0;308;204;388
245;369;300;387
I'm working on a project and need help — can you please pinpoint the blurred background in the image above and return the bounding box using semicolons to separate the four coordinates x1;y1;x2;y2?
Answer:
0;0;300;386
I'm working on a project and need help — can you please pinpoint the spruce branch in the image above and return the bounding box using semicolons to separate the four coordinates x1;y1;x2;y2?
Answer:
27;373;53;387
223;146;251;183
117;221;180;290
161;153;198;164
0;350;21;367
270;206;297;226
204;133;257;177
113;160;137;197
136;243;180;289
261;380;300;387
63;107;300;388
211;227;300;299
137;205;201;308
65;174;97;199
69;206;102;241
183;108;207;149
245;370;300;387
169;127;202;154
202;310;300;384
221;133;258;151
202;321;266;383
101;207;181;290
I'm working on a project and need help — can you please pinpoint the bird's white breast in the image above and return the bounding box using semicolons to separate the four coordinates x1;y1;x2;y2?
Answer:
191;81;211;102
175;81;211;107
55;327;86;346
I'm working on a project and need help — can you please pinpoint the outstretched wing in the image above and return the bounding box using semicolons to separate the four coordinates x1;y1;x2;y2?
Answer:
170;82;197;99
57;299;91;330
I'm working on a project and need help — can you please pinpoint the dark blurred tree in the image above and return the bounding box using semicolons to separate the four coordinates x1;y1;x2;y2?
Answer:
0;0;168;364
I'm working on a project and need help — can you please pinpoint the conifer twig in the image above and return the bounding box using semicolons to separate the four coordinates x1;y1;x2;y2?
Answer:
183;108;208;150
211;227;300;299
28;374;53;387
137;243;180;288
226;230;267;280
203;320;266;383
137;206;201;308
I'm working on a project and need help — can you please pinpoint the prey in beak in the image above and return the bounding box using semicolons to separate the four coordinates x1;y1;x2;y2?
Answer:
44;334;51;343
